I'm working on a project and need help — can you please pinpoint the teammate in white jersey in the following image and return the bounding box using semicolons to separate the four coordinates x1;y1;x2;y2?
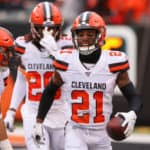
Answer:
0;27;14;150
33;11;142;150
4;2;73;150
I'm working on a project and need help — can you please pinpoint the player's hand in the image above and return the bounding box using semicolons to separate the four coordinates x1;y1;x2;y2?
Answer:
4;109;16;132
40;27;57;53
32;122;45;147
115;110;137;137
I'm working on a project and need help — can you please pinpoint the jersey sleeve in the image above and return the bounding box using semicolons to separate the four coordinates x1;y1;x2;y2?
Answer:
3;68;9;87
53;58;69;71
108;51;129;73
14;36;26;55
2;68;9;79
52;48;74;72
52;49;74;83
57;35;73;50
9;67;26;110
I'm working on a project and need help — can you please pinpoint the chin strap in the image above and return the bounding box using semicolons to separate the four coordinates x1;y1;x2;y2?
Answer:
79;45;97;55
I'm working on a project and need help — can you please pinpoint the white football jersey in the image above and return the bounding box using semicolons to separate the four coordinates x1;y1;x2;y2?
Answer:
13;35;73;127
0;67;9;95
54;49;129;129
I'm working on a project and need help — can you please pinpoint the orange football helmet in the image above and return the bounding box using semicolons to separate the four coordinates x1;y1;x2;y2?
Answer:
0;27;14;67
30;1;63;41
71;11;106;55
0;27;14;48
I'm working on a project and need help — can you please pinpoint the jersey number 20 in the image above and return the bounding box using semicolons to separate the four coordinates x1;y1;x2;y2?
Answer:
27;71;61;101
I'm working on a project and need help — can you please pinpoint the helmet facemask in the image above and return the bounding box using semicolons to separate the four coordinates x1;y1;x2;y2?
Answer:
31;23;61;42
31;24;42;42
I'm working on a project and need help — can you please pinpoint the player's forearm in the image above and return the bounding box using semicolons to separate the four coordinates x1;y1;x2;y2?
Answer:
36;79;60;123
120;82;142;115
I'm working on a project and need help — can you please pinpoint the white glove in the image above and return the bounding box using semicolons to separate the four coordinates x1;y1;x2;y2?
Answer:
115;111;137;137
40;27;57;53
4;109;16;132
32;122;45;148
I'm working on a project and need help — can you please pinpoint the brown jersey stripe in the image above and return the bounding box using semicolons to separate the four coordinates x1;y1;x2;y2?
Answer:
60;48;73;54
18;67;26;74
3;77;8;87
53;59;68;71
61;45;74;49
109;60;128;67
15;46;25;54
14;41;26;54
109;61;129;73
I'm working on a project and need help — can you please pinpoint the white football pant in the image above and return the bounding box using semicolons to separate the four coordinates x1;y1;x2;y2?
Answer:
21;103;65;150
21;104;50;150
65;124;112;150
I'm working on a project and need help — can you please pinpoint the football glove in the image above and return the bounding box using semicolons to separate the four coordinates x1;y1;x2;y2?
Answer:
32;122;45;148
4;109;16;132
40;27;57;53
115;110;137;137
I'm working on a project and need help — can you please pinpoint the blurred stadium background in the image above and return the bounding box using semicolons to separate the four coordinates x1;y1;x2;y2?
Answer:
0;0;150;149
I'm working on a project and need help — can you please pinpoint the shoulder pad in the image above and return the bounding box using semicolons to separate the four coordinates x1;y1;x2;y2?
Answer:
57;36;73;50
60;34;72;40
14;36;26;55
56;48;74;59
53;48;75;71
53;59;69;71
59;48;74;54
106;50;129;73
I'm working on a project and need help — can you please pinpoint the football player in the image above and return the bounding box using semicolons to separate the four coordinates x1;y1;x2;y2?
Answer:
4;2;73;150
33;11;142;150
0;27;14;150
